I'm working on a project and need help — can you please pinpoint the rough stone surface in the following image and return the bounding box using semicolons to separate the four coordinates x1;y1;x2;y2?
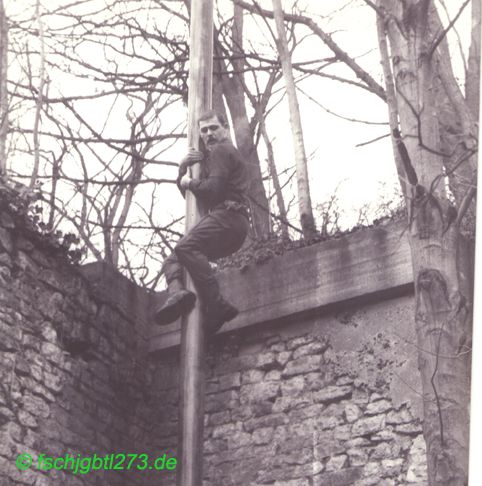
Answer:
0;201;428;485
152;302;428;486
0;202;163;485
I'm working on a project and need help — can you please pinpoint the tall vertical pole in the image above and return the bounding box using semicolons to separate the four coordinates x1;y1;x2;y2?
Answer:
177;1;213;485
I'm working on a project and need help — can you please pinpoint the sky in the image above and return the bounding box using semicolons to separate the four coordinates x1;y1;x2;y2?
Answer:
4;0;475;252
145;0;404;230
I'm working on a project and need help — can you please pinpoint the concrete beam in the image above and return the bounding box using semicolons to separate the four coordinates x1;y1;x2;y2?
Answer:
148;222;414;352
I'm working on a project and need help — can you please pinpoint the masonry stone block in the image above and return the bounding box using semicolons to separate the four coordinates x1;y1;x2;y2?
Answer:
313;466;363;486
0;226;13;252
386;407;414;425
406;435;428;483
272;395;311;413
345;403;362;422
283;355;321;377
313;385;352;403
293;340;329;360
252;426;274;445
256;352;279;370
280;376;305;397
244;413;289;433
352;414;387;437
366;398;392;415
265;370;282;381
289;403;325;422
381;457;404;476
395;422;423;435
240;381;280;404
348;446;369;466
273;480;310;486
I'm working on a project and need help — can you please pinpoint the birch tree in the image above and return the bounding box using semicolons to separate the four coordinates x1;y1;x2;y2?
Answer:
271;0;316;239
29;0;45;188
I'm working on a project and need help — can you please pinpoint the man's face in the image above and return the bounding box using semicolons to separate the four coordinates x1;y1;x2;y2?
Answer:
199;116;228;151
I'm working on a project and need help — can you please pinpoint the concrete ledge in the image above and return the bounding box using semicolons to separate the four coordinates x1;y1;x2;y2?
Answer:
148;222;414;352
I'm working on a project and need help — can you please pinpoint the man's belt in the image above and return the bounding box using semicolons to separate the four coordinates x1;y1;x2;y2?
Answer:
213;200;250;218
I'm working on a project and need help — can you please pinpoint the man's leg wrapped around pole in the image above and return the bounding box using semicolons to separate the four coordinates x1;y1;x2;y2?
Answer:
154;252;196;325
176;210;249;333
156;209;248;331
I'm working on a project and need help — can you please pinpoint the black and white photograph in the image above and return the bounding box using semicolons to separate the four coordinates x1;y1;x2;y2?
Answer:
0;0;480;485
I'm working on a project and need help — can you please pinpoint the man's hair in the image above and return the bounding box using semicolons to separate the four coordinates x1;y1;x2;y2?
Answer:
198;109;228;127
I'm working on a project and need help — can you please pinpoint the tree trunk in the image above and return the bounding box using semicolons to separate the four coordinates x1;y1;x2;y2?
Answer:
187;0;271;239
214;7;270;239
222;81;270;239
30;0;46;188
466;0;480;119
380;1;474;484
260;119;289;239
271;0;316;239
0;0;7;176
429;6;478;235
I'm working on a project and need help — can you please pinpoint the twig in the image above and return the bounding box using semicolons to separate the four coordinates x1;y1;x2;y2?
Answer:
428;0;471;59
356;133;391;147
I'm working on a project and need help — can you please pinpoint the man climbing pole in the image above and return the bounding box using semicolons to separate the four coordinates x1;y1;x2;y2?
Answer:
154;110;250;334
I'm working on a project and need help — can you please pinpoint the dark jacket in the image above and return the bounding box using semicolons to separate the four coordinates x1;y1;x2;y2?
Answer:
179;141;249;211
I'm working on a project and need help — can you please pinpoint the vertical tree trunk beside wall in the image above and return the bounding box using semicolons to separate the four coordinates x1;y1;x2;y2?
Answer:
431;4;478;237
216;5;271;239
466;0;481;118
218;79;271;238
260;119;290;239
378;1;478;484
0;0;7;176
29;0;46;188
271;0;316;240
186;0;271;239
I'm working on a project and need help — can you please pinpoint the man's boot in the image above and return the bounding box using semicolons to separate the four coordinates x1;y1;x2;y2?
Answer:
154;279;196;325
204;296;239;335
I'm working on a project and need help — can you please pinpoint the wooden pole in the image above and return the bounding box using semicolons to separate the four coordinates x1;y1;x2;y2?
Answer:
177;1;213;485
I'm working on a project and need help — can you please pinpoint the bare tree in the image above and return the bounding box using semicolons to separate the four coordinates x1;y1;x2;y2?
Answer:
214;3;271;238
271;0;316;239
233;1;478;482
29;0;46;188
184;0;274;238
375;1;478;484
6;0;297;282
260;118;290;239
466;0;481;116
0;0;7;175
6;0;188;283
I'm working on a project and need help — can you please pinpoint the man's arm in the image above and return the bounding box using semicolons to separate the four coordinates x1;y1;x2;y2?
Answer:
186;176;224;200
181;145;231;203
176;149;203;196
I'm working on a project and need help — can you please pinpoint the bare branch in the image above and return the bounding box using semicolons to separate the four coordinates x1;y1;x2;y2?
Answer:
235;0;387;101
428;0;471;59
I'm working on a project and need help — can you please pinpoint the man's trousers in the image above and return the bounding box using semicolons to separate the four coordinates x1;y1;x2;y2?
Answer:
162;208;249;304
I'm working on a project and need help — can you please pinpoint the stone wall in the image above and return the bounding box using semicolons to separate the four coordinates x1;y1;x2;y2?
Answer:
0;199;162;485
151;296;428;486
0;193;428;485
